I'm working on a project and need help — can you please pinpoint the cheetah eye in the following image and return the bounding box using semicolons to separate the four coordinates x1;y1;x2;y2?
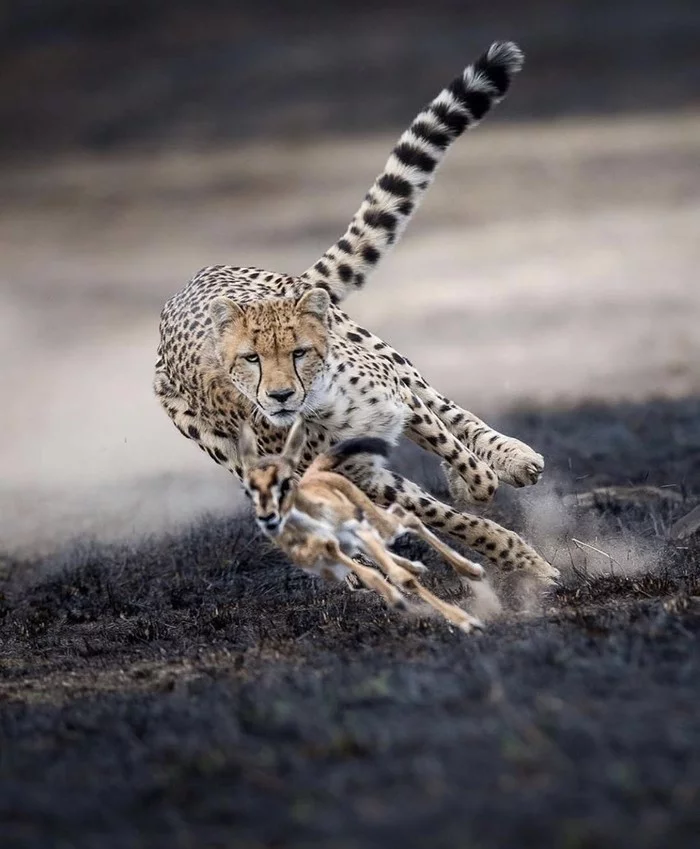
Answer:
292;348;308;360
242;353;260;364
279;478;291;499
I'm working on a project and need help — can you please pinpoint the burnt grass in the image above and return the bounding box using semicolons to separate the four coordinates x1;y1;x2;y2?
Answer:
2;398;700;849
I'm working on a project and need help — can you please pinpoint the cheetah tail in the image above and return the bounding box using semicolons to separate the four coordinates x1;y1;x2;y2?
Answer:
299;40;524;304
306;436;392;475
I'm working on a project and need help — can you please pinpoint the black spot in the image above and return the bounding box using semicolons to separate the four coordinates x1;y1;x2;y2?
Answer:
391;352;405;365
377;173;413;198
430;102;468;135
337;238;353;254
411;119;450;149
393;142;436;173
363;209;397;232
314;261;330;277
347;332;363;344
362;245;380;265
475;55;510;95
338;264;353;282
187;425;200;440
384;485;397;503
213;448;227;463
398;199;414;216
463;89;492;121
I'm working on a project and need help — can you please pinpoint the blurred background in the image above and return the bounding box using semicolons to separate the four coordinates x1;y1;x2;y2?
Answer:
2;0;699;554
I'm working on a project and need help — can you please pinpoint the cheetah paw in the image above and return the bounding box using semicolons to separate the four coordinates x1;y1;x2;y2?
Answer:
523;550;560;585
490;440;544;488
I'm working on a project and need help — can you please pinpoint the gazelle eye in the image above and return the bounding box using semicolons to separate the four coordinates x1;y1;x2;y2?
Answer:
292;348;308;360
242;353;259;364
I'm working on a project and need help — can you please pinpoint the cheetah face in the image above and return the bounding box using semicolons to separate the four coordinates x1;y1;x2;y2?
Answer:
210;288;330;425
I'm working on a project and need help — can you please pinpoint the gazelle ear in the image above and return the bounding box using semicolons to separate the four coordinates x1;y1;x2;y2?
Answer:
210;297;245;335
237;423;259;472
282;416;306;468
296;287;330;320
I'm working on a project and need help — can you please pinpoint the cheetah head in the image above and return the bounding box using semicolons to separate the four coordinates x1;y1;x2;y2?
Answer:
209;288;330;426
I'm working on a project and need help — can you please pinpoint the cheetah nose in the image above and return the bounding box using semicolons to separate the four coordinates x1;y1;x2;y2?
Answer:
267;388;294;403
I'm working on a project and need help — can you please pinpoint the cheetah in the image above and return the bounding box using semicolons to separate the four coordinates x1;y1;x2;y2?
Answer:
154;41;558;584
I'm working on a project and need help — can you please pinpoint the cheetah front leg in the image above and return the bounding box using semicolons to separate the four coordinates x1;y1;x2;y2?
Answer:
422;387;545;489
154;372;244;479
402;389;498;505
343;461;559;585
333;311;544;487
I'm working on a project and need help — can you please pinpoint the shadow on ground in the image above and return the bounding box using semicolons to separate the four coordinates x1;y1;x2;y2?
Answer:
2;396;700;848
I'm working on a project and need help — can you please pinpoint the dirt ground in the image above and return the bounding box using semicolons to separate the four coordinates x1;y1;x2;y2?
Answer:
2;3;700;846
2;399;700;849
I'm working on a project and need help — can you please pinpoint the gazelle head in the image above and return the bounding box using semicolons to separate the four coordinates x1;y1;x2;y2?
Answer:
237;417;306;537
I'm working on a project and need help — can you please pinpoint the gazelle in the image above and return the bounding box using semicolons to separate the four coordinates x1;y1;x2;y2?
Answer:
238;417;486;633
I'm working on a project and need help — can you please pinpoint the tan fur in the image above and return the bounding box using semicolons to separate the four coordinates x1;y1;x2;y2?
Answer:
240;419;486;634
208;291;329;425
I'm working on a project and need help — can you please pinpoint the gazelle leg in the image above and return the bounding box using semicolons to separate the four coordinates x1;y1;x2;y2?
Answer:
324;541;405;608
357;531;483;634
387;503;485;580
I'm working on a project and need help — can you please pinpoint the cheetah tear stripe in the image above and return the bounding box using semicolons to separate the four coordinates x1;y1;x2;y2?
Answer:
300;41;524;304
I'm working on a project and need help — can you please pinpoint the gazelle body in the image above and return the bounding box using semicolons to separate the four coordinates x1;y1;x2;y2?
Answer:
238;419;485;633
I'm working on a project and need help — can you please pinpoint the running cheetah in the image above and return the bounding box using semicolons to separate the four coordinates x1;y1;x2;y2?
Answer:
154;41;558;583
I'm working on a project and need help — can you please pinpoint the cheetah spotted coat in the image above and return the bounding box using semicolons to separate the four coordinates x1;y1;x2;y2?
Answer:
154;42;558;583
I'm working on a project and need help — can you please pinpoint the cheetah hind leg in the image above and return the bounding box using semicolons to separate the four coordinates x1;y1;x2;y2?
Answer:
355;466;560;586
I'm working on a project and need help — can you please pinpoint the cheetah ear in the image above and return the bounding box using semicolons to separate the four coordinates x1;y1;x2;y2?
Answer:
210;297;245;335
237;422;259;472
282;416;306;468
296;287;330;320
